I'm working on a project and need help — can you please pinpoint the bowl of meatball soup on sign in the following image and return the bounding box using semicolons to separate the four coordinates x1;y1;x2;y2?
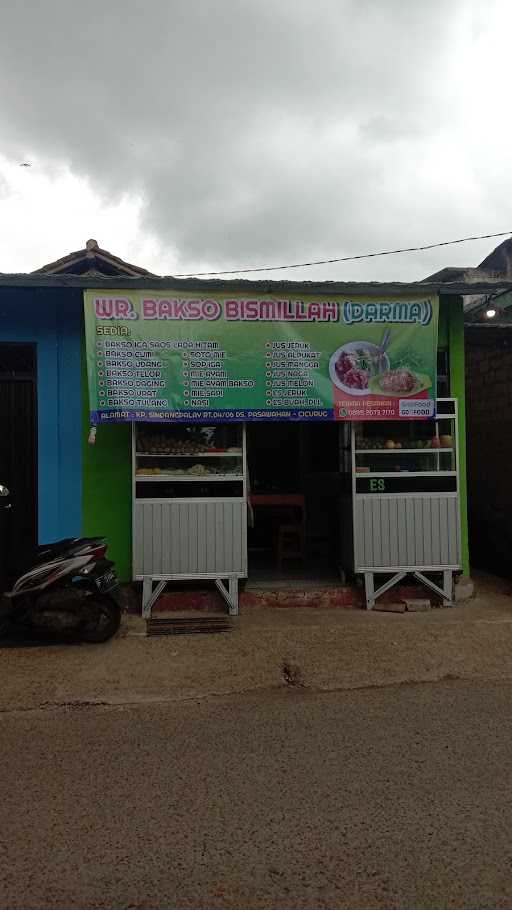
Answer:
329;341;390;396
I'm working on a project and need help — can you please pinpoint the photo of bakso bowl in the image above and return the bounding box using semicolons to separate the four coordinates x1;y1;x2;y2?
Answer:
329;341;390;396
368;370;432;397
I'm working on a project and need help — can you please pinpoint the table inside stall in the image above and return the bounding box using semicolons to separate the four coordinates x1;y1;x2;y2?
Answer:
249;493;306;561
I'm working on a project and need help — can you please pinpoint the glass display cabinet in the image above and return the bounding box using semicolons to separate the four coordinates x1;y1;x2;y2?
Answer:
133;423;247;616
351;399;461;608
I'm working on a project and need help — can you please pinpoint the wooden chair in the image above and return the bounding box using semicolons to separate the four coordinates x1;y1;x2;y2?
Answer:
277;523;306;571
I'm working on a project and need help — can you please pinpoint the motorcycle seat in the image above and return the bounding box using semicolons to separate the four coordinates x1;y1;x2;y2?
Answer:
32;537;106;566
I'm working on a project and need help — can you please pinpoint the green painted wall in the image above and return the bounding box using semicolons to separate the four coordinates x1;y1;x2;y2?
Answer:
81;354;132;581
447;297;469;574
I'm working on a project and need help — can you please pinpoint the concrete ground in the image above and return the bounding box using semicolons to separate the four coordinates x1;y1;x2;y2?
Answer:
0;572;511;712
2;680;512;909
2;573;512;908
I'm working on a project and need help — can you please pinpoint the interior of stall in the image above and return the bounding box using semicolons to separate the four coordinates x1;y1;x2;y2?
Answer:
246;422;351;585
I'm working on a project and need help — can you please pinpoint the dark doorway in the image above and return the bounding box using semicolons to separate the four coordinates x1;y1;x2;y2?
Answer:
246;422;344;584
0;344;37;586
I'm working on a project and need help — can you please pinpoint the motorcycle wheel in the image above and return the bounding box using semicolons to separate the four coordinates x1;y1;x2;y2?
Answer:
80;596;121;644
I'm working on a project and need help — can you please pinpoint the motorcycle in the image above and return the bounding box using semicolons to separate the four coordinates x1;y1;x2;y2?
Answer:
0;484;121;644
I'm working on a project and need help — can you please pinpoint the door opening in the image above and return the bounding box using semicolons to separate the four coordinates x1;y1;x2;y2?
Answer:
0;344;37;586
246;422;351;586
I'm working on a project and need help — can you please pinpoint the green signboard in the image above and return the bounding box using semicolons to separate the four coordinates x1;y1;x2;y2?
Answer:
84;290;439;423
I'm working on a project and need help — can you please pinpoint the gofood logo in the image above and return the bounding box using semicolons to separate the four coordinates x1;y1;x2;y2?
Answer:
343;299;433;326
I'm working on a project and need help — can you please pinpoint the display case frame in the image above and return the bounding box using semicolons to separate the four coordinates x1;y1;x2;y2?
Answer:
132;423;248;617
351;399;461;608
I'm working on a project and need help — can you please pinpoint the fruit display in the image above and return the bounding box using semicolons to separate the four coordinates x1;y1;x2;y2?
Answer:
136;425;242;456
136;461;240;477
355;436;453;451
137;432;215;455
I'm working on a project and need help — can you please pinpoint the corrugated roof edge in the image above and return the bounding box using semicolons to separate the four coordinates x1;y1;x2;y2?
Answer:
0;272;512;296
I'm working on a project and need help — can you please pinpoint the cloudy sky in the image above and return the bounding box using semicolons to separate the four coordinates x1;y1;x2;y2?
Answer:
0;0;510;281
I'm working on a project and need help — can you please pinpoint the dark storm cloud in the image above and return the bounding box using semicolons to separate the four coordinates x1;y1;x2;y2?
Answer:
0;0;502;277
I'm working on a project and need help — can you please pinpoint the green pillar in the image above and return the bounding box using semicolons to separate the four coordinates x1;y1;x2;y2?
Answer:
81;352;132;581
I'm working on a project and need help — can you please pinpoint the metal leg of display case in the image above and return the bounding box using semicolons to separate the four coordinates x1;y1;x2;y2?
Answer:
413;570;454;607
214;576;239;616
444;570;454;606
364;569;455;609
141;574;240;619
364;571;407;610
142;578;167;619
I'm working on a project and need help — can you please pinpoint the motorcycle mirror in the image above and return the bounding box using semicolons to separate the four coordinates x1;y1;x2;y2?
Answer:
0;484;10;497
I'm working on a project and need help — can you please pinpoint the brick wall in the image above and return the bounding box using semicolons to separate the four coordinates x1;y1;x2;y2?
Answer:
466;329;512;575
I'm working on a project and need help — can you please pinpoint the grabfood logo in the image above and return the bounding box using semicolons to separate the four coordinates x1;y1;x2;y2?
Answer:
342;299;433;327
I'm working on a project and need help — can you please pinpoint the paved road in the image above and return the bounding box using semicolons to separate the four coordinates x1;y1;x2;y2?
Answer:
1;680;512;909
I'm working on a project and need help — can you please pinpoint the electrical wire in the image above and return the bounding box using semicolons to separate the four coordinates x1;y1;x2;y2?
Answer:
174;229;512;277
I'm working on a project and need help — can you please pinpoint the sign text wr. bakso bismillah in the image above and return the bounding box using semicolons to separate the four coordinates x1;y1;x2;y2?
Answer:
83;291;439;423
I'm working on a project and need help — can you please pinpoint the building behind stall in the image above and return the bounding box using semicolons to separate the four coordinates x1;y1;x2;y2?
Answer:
3;238;504;608
459;239;512;577
421;235;512;579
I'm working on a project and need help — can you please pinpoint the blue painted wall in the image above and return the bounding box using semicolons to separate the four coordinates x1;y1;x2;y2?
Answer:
0;287;83;542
